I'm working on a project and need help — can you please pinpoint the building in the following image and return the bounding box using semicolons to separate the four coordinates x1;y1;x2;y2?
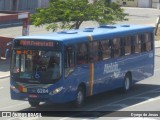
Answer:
152;0;160;9
111;0;160;9
112;0;138;7
0;0;49;11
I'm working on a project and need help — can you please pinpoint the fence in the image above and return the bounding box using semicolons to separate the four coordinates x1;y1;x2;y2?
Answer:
0;0;49;11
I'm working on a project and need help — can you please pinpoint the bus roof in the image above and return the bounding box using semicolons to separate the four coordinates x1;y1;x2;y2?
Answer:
15;24;154;45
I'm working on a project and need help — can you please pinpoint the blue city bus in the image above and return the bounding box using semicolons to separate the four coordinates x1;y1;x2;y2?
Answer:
10;24;154;107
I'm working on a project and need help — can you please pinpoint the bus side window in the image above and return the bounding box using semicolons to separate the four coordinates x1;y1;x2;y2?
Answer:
131;36;135;54
99;40;111;60
65;45;75;77
89;41;99;63
141;34;146;52
124;36;132;55
135;35;142;53
77;43;88;64
120;38;125;56
112;38;121;58
145;32;152;52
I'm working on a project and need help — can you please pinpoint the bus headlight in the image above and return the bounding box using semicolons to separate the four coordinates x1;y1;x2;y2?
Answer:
49;87;63;95
10;85;20;93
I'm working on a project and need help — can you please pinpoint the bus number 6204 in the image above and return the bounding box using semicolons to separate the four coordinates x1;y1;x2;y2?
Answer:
37;89;49;94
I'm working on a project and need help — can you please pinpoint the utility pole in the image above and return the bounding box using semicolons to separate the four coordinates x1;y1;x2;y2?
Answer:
155;16;160;35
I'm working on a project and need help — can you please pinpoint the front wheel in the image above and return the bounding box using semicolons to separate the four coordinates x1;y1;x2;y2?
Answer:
122;74;132;93
74;87;85;108
29;101;40;107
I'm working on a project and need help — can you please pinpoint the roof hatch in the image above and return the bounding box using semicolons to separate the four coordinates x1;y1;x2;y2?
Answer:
58;31;78;34
121;25;130;27
99;25;116;29
83;27;94;32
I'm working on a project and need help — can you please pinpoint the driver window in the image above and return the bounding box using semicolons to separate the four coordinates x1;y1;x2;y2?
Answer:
65;45;75;77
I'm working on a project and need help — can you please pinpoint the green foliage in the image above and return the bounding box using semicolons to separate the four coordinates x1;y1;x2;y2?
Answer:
31;0;127;31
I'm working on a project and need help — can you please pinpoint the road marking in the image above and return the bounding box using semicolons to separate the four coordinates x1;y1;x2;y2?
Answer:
89;87;160;111
0;102;28;110
107;104;128;108
125;96;160;109
129;97;150;100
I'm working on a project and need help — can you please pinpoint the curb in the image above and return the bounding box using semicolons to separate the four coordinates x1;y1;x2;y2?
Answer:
0;75;10;79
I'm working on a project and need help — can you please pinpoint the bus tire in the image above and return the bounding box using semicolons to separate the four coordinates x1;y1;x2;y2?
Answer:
74;86;85;108
29;101;40;107
122;73;132;93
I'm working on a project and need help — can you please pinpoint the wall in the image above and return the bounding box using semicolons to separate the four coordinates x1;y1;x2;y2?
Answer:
112;0;160;9
138;0;152;8
116;0;138;7
38;0;49;8
152;0;160;9
18;0;38;11
0;0;12;10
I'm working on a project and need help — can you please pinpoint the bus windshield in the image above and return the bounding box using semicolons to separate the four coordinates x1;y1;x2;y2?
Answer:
11;50;62;84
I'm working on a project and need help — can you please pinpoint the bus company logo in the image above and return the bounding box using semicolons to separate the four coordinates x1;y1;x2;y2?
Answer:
103;62;121;78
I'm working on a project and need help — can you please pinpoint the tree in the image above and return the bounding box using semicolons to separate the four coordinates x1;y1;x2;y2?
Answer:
31;0;127;31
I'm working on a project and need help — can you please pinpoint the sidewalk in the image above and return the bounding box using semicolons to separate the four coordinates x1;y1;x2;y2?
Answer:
0;41;160;79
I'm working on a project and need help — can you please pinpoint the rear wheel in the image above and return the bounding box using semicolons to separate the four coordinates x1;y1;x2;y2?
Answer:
29;101;40;107
74;87;85;108
122;74;132;93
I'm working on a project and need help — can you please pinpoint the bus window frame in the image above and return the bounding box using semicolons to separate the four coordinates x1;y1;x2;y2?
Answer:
99;39;111;60
134;34;142;54
112;38;122;58
77;43;88;65
123;36;132;56
64;45;76;78
144;32;153;52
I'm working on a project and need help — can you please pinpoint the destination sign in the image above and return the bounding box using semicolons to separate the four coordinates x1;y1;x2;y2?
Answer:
19;40;54;47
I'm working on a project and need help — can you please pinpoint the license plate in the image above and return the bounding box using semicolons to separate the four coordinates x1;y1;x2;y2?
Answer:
29;94;38;98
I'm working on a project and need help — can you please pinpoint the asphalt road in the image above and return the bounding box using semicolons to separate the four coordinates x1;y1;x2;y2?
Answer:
0;48;160;120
